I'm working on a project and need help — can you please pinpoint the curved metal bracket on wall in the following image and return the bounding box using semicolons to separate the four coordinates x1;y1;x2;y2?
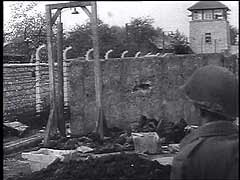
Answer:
63;46;72;60
135;51;141;58
104;49;113;59
85;48;94;60
121;50;128;58
145;52;152;57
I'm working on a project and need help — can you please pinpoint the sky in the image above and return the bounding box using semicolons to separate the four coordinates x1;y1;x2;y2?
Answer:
3;1;239;37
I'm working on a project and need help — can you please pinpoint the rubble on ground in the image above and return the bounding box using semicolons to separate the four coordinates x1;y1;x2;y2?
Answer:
4;121;29;137
13;153;171;180
137;116;188;144
37;115;188;155
132;132;161;154
4;117;188;180
36;116;187;156
44;127;135;154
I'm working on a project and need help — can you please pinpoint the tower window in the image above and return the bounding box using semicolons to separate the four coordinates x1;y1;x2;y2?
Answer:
193;10;202;20
214;9;224;20
205;33;212;43
204;10;213;20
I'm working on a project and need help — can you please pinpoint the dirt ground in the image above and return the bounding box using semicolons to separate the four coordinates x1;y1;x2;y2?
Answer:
10;153;171;180
3;128;131;180
3;147;37;180
3;124;179;180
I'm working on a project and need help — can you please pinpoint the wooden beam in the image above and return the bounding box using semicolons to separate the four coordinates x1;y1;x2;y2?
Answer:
44;109;54;146
44;5;57;146
57;22;65;136
81;6;92;18
4;133;44;155
90;1;105;140
51;9;62;25
46;1;92;10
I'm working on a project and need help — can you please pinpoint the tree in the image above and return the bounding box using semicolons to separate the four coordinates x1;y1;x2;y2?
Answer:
230;25;238;45
109;26;127;57
65;16;193;58
126;17;159;56
66;16;180;58
169;29;193;54
64;19;126;59
4;2;48;62
64;22;92;59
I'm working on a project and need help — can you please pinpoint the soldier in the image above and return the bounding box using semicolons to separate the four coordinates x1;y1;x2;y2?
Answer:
170;65;239;179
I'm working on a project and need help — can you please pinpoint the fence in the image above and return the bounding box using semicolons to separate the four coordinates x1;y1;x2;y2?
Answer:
3;61;70;128
3;46;129;128
3;45;238;131
68;53;238;135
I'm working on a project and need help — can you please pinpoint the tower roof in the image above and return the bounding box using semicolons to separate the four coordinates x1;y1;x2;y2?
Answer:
188;1;229;11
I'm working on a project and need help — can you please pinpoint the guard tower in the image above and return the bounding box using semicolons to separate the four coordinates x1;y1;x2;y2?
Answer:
188;1;231;54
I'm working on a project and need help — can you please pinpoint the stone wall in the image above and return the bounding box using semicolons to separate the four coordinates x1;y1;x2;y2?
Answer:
3;64;38;124
69;53;237;135
3;62;70;128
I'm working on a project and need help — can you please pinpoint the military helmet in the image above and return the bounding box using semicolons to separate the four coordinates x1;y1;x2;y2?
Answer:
180;65;238;120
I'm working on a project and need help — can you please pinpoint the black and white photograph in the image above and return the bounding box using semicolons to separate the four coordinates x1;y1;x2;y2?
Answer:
3;1;239;180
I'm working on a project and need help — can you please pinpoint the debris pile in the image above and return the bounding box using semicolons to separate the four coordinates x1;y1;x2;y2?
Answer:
43;116;188;154
44;127;134;154
4;121;29;137
14;153;171;180
137;116;188;144
137;115;159;132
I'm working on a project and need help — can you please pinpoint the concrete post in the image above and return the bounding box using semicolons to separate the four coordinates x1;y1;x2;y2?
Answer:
104;49;113;59
35;44;46;114
85;48;93;60
145;52;152;57
121;50;128;58
63;46;72;60
135;51;141;58
63;46;72;106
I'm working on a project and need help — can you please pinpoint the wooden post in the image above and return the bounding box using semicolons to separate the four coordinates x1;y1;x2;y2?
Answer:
44;6;57;146
90;1;105;140
57;21;65;136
